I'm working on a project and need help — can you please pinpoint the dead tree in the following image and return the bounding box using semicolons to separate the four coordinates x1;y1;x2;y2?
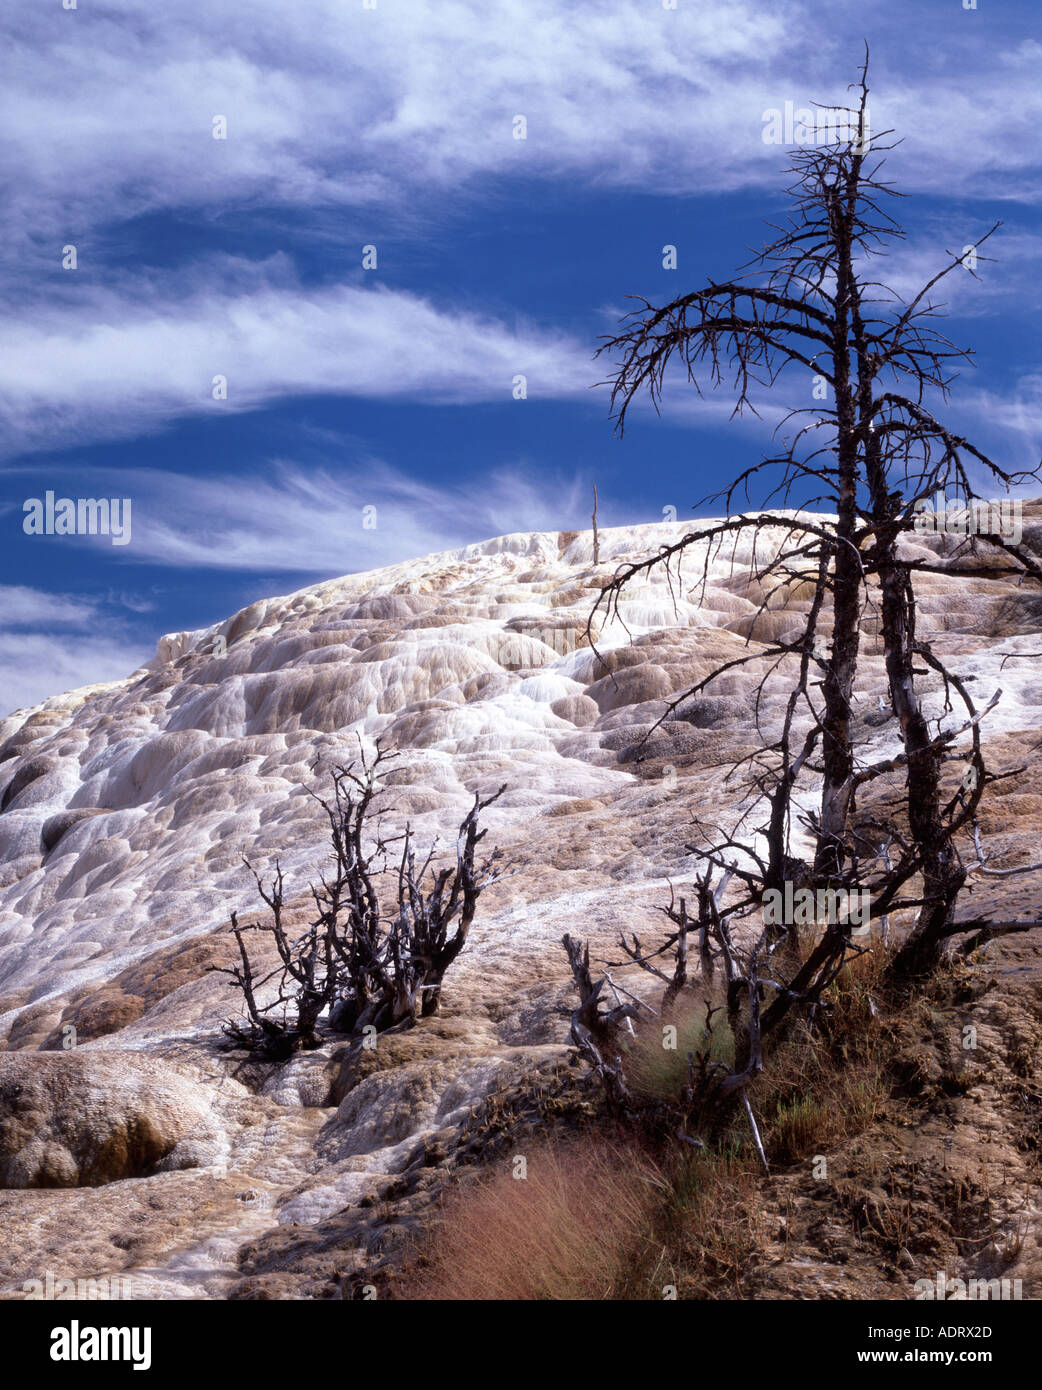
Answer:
561;932;641;1112
563;868;775;1157
213;741;505;1056
562;49;1042;1151
588;46;1042;1019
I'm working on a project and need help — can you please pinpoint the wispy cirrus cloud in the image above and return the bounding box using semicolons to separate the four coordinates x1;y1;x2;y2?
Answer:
0;1;1038;460
3;0;1040;265
851;226;1042;313
6;461;590;574
3;223;1035;461
954;374;1042;481
0;267;595;456
0;587;150;718
1;0;795;255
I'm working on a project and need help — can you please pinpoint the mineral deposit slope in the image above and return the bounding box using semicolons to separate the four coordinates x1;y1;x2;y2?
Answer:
1;512;1040;1297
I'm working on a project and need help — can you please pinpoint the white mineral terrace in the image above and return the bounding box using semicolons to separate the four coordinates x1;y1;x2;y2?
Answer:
0;512;1039;1297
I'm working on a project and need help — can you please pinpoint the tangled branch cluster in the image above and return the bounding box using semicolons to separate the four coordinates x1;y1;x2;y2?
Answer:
214;743;504;1057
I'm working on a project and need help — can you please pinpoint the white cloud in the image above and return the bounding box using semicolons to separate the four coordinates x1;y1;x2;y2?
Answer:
0;589;149;718
853;227;1042;313
0;270;595;455
0;585;100;628
4;0;1039;265
48;460;590;573
954;374;1042;482
0;3;1037;456
0;0;794;253
0;632;148;720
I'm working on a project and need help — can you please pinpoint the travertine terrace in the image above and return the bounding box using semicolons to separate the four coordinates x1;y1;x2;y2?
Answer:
1;512;1041;1298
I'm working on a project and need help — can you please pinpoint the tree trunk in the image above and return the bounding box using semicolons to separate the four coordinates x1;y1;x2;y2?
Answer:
816;197;861;878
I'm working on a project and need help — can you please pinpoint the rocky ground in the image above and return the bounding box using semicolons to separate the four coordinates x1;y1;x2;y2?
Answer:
0;511;1039;1299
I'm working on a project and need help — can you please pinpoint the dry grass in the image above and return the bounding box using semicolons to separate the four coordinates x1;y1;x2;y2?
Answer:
402;1137;663;1300
743;940;891;1163
624;995;734;1104
651;1147;768;1297
400;1133;772;1300
399;939;914;1300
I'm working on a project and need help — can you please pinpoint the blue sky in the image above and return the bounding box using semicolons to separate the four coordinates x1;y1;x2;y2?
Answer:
1;0;1040;715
